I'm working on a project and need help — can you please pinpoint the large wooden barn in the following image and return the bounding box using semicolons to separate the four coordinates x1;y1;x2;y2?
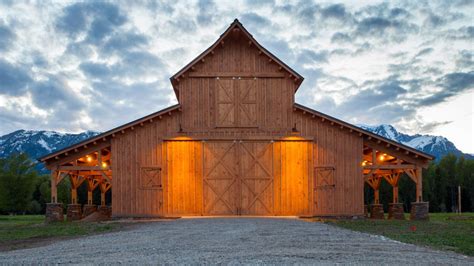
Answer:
41;20;433;221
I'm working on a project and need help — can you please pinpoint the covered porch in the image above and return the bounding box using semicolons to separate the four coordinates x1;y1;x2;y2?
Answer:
46;144;113;222
362;138;430;220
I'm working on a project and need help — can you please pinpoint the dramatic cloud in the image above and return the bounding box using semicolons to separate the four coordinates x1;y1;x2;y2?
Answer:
0;1;472;152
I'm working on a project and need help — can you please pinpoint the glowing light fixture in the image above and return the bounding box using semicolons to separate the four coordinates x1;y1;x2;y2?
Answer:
291;123;299;135
102;162;107;168
86;155;92;162
379;153;387;161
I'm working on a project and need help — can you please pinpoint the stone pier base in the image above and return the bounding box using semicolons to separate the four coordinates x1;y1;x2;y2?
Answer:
410;202;429;220
388;203;405;220
67;204;82;221
370;204;384;219
45;203;63;223
98;206;112;218
82;204;97;218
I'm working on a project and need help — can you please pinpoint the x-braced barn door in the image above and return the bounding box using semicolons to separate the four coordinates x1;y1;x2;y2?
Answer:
202;141;239;215
215;78;257;127
240;141;274;215
313;166;336;215
202;141;274;215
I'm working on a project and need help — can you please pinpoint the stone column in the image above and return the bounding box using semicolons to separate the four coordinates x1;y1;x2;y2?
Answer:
388;203;405;220
410;202;429;220
98;205;112;218
46;203;64;223
83;204;97;218
370;204;384;219
67;204;82;221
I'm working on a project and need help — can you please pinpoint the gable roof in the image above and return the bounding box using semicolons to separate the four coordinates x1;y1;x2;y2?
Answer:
170;19;304;98
39;104;180;164
294;103;434;161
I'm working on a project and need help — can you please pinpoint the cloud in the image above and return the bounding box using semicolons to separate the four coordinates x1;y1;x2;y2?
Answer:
355;16;418;40
417;71;474;106
103;31;149;53
439;71;474;92
418;121;453;133
0;0;472;154
55;2;127;43
321;4;351;22
414;48;434;58
0;24;15;51
455;50;473;69
0;60;31;96
29;76;84;110
331;32;351;44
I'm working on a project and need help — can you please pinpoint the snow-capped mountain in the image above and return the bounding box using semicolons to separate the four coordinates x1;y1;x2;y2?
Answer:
0;130;100;162
359;124;472;160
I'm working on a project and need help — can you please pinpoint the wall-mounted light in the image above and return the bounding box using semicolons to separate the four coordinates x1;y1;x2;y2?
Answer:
291;123;299;135
86;155;92;162
102;162;108;168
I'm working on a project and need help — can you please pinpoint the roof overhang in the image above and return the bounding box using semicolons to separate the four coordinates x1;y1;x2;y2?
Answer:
39;104;181;166
293;103;434;167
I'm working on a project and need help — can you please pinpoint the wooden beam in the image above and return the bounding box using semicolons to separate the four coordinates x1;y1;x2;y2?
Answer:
188;72;285;78
364;139;429;168
58;166;110;171
45;142;111;167
363;164;416;170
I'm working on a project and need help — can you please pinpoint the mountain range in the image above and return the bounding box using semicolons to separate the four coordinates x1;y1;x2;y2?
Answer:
0;125;471;172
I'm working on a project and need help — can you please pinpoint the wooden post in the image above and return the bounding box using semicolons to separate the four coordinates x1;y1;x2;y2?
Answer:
416;166;422;202
71;187;77;204
87;191;93;205
101;192;106;206
69;174;85;205
374;189;380;204
51;170;58;203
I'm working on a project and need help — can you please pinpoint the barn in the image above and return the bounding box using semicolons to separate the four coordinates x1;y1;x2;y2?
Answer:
41;20;433;221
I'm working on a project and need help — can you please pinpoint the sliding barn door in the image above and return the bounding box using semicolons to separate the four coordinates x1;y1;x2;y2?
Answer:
240;141;274;215
202;141;239;215
277;141;312;216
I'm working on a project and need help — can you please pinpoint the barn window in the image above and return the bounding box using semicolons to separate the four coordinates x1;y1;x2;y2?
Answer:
314;166;336;189
216;78;257;127
140;166;162;190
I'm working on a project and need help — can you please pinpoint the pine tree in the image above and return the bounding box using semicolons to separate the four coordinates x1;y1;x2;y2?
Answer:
0;153;39;214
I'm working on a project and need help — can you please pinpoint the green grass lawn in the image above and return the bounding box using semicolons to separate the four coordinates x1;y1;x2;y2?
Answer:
0;215;122;251
329;213;474;256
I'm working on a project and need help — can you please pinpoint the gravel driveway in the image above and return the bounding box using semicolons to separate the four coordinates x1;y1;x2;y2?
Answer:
0;217;472;264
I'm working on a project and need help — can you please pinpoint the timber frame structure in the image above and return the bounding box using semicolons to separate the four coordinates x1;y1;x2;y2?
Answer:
40;19;433;221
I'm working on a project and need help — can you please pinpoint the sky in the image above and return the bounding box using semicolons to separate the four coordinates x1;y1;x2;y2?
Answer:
0;0;473;153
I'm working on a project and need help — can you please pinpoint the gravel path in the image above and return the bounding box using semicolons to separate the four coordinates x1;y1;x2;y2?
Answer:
0;218;472;264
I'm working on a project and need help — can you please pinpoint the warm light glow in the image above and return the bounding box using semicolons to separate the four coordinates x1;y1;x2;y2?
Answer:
102;162;107;168
86;155;92;162
378;153;387;161
281;136;306;141
361;160;367;166
171;136;193;141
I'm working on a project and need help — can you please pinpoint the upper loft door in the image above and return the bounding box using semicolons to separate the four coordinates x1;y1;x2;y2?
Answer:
216;78;257;128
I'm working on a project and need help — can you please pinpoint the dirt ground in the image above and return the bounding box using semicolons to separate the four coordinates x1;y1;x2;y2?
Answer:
0;218;472;264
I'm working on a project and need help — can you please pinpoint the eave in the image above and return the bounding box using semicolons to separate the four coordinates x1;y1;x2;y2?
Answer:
39;104;181;165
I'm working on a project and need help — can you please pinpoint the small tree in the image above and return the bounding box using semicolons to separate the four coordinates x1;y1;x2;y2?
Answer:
0;153;39;214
